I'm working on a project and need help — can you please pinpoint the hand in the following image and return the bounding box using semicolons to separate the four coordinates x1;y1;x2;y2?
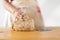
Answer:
13;8;24;18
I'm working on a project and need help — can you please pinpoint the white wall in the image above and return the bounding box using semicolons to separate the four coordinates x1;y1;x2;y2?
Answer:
38;0;60;27
0;0;10;27
0;0;60;27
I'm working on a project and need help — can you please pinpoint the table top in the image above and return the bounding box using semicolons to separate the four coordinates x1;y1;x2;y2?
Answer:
0;27;60;40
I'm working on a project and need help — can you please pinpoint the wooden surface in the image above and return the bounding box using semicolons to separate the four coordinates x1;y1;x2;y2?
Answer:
0;27;60;40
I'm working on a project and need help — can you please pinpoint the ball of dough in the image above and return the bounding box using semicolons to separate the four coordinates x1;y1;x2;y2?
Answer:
12;14;35;31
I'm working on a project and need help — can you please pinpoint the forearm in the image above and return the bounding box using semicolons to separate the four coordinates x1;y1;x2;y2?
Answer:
3;0;18;13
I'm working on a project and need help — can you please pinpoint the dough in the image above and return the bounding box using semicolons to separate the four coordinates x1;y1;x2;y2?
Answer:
12;14;35;31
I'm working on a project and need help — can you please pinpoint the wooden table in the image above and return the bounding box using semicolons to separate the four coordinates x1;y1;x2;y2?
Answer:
0;27;60;40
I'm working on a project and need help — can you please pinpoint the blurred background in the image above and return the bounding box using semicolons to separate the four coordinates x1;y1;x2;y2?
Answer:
0;0;60;27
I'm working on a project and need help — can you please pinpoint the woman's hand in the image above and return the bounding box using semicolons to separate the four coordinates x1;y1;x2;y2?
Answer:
3;0;23;16
13;8;24;18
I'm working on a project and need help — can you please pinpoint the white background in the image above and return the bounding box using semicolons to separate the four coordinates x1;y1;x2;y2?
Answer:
0;0;60;27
